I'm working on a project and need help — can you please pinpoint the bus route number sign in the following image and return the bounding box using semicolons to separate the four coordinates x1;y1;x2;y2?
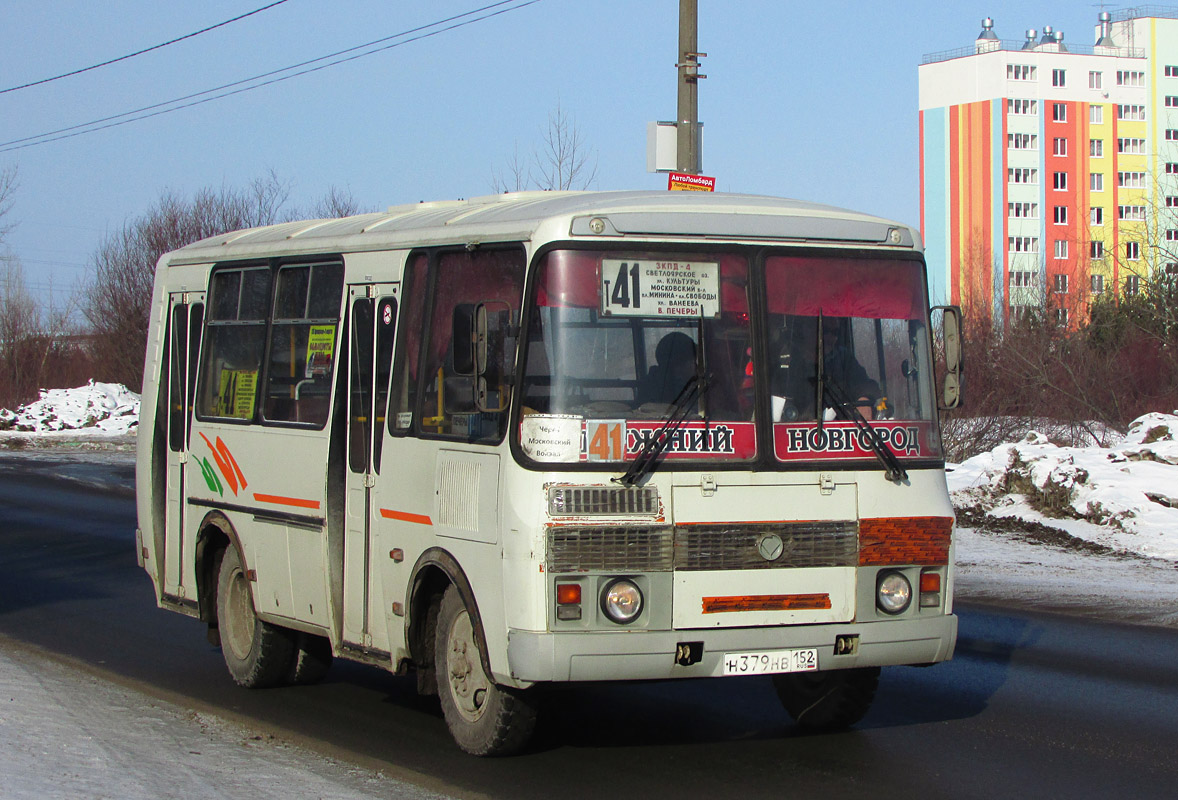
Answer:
600;259;720;319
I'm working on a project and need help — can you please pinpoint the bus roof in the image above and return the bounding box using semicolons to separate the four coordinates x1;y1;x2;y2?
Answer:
163;190;921;266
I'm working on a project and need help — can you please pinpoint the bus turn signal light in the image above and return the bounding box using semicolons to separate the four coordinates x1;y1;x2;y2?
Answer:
920;570;942;608
556;583;583;620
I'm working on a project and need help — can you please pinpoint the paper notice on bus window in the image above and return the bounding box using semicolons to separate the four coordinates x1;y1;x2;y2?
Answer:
520;415;582;462
305;325;336;377
600;259;720;319
217;369;257;419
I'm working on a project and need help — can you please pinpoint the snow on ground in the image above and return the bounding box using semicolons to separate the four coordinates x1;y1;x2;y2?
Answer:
2;387;1177;795
0;637;446;800
0;382;139;436
948;411;1178;561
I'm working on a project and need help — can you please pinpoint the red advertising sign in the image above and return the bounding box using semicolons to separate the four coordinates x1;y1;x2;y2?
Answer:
668;172;716;192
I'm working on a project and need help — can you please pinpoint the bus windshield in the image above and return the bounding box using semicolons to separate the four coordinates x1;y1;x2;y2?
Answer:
517;248;942;467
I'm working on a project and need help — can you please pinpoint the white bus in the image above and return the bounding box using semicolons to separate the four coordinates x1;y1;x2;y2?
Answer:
136;191;963;756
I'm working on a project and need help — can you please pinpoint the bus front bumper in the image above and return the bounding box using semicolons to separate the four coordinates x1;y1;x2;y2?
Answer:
506;613;957;683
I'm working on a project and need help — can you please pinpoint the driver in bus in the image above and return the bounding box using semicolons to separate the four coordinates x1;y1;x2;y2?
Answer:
639;331;698;406
774;316;879;421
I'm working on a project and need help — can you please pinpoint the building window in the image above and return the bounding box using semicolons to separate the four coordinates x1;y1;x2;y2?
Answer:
1051;68;1066;87
1167;229;1178;241
1090;240;1105;259
1091;105;1104;124
1090;71;1103;89
1054;307;1069;326
1168;163;1178;174
1091;173;1104;192
1053;206;1068;224
1118;104;1146;121
1053;242;1069;260
1091;274;1105;294
1168;96;1178;108
1118;172;1146;189
1053;172;1068;190
1167;129;1178;141
1009;236;1039;253
1010;270;1035;288
1117;70;1145;87
1053;138;1068;156
1118;205;1146;221
1117;138;1147;154
1126;242;1141;260
1008;201;1039;218
1007;98;1038;115
1008;132;1037;150
1125;274;1141;294
1167;66;1178;77
1091;207;1104;226
1167;196;1178;208
1008;167;1038;184
1053;103;1067;121
1090;139;1104;157
1167;263;1178;275
1007;64;1036;80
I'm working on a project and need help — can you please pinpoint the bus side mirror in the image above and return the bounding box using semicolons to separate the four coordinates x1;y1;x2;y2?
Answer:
475;301;513;413
932;305;964;410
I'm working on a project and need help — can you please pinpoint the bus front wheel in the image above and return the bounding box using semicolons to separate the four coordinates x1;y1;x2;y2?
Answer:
434;585;536;756
215;546;295;689
772;666;880;732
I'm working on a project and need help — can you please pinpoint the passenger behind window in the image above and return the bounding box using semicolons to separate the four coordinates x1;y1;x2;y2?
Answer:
638;331;697;407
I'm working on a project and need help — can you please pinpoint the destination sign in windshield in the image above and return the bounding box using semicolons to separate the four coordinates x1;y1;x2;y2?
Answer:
600;259;720;318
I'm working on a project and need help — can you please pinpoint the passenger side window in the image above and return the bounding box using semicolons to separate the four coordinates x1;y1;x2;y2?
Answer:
390;249;524;441
263;262;344;426
197;267;271;420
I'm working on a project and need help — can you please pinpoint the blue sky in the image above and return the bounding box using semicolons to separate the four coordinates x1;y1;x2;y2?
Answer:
0;1;1120;304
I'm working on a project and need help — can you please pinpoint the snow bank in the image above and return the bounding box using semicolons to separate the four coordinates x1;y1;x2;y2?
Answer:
0;382;139;435
949;411;1178;561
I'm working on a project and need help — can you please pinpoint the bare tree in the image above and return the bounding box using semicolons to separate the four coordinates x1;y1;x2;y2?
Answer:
491;103;599;193
305;185;368;219
83;174;358;390
0;165;16;246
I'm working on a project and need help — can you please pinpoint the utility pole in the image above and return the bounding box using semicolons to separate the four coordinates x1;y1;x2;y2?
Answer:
676;0;705;174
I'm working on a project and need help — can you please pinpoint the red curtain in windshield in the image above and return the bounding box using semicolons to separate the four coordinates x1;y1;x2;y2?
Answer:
765;257;925;320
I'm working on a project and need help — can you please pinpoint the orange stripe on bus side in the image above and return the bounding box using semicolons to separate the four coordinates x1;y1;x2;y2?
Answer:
379;508;433;526
253;493;321;510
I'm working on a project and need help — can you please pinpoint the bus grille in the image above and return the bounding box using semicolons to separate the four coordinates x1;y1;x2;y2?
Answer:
547;527;674;572
547;521;858;573
548;486;660;516
675;521;858;570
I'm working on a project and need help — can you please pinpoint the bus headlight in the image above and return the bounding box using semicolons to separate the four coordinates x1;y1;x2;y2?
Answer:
601;578;643;624
876;571;912;615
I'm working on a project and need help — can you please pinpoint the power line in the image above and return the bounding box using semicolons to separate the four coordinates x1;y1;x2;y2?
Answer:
0;0;541;153
0;1;292;95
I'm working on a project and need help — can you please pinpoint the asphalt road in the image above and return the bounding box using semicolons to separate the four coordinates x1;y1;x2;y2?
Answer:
1;466;1176;799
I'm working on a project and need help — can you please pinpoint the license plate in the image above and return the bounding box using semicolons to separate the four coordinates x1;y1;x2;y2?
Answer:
721;648;818;676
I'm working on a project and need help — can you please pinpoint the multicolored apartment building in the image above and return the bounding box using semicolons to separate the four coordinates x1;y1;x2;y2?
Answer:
919;9;1178;325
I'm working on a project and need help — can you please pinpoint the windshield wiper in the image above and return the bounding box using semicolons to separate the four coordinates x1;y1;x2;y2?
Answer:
615;371;709;487
822;374;908;483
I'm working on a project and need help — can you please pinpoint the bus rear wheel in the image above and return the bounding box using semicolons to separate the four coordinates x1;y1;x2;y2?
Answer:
434;586;536;756
215;546;295;689
772;666;880;732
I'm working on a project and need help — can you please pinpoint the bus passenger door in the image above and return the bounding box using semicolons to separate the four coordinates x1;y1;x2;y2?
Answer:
342;285;398;651
163;293;204;600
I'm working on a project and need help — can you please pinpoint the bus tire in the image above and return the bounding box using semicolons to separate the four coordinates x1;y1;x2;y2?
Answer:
434;585;536;756
288;632;333;685
215;545;295;689
772;667;880;732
